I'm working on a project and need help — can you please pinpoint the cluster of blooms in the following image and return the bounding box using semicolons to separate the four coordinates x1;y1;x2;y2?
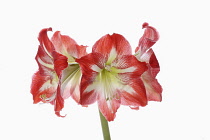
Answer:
31;23;162;121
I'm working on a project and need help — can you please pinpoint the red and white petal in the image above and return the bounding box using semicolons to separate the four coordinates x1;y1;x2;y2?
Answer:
149;51;160;77
82;68;121;121
76;53;107;105
31;71;58;104
112;55;148;78
79;76;98;105
35;28;55;76
51;31;87;60
95;71;122;121
110;33;132;55
98;96;120;121
76;45;88;58
137;48;153;63
119;76;147;107
76;53;106;79
60;64;82;103
38;28;55;57
141;70;162;101
135;23;159;59
52;51;68;77
54;84;66;117
92;34;132;60
35;45;54;76
142;22;159;43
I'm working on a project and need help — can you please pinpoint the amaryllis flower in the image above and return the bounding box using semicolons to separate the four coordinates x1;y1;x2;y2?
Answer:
31;28;87;116
135;23;162;101
51;31;87;102
76;34;148;121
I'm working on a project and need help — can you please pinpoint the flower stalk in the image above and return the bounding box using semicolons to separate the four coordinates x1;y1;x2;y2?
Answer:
99;110;111;140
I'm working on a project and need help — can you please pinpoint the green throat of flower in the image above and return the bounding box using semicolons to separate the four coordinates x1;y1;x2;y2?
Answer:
96;64;120;101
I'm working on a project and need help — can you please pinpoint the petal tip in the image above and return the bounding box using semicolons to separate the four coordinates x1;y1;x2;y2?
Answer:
55;111;66;118
142;22;149;29
47;27;52;31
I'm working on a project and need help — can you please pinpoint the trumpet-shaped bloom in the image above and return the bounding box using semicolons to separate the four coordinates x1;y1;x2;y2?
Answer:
76;34;148;121
31;28;86;116
51;31;87;103
135;23;162;101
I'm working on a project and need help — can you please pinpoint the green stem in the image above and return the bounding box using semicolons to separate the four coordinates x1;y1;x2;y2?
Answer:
99;110;111;140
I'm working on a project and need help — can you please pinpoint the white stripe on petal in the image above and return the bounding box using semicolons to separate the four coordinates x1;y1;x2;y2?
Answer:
39;79;58;92
43;44;53;58
91;65;102;72
61;65;81;99
121;84;135;95
119;66;136;73
107;48;117;64
37;57;54;69
85;82;99;92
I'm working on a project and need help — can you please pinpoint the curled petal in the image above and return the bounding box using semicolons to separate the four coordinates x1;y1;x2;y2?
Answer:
135;22;159;59
38;28;54;57
134;23;162;101
35;28;55;76
51;31;87;59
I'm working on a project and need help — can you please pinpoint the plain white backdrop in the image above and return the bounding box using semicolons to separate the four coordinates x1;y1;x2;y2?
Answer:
0;0;210;140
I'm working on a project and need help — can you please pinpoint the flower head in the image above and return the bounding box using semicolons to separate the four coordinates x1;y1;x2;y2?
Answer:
31;28;87;116
76;34;148;121
31;23;162;121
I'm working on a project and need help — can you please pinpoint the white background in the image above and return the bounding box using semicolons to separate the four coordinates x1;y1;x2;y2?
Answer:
0;0;210;140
